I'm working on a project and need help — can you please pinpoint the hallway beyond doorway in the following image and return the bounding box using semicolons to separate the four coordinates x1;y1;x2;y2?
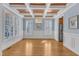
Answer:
3;39;77;56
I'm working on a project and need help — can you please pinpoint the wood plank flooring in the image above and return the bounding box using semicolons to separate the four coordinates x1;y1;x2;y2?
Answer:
2;39;77;56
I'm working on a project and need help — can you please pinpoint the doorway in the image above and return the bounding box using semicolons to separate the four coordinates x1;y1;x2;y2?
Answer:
58;17;64;42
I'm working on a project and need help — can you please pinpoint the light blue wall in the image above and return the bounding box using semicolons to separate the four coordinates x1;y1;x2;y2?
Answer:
52;19;54;31
64;4;79;34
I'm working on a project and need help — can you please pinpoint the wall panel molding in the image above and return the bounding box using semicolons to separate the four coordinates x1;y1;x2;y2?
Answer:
63;32;79;55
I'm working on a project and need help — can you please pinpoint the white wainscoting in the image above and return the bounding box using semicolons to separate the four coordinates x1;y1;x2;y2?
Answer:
63;32;79;55
1;36;23;51
24;31;54;39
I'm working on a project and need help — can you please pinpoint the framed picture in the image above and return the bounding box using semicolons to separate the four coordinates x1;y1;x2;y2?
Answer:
69;15;79;29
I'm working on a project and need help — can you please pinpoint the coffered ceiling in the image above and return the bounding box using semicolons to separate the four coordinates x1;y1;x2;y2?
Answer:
9;3;67;19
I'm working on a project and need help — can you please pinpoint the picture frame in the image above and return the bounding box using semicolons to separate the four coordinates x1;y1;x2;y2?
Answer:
69;15;79;29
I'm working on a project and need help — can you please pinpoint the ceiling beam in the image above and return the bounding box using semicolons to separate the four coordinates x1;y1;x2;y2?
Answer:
11;6;26;9
25;3;35;18
43;3;51;18
45;4;67;19
20;13;56;16
31;5;65;10
46;13;57;16
10;5;25;7
53;3;76;19
10;5;65;10
31;8;64;10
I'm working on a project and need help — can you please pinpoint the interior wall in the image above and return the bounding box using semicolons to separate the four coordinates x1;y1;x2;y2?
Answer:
23;19;34;38
23;19;55;39
63;4;79;55
0;5;23;52
54;18;59;41
54;4;79;55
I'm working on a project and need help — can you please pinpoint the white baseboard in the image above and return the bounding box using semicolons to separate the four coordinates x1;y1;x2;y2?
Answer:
64;43;79;55
24;36;54;39
1;36;23;51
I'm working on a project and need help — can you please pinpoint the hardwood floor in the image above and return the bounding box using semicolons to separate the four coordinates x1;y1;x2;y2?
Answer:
2;38;77;56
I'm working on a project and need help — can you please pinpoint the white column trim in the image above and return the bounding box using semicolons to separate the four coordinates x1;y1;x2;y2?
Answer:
25;3;35;18
43;3;51;18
